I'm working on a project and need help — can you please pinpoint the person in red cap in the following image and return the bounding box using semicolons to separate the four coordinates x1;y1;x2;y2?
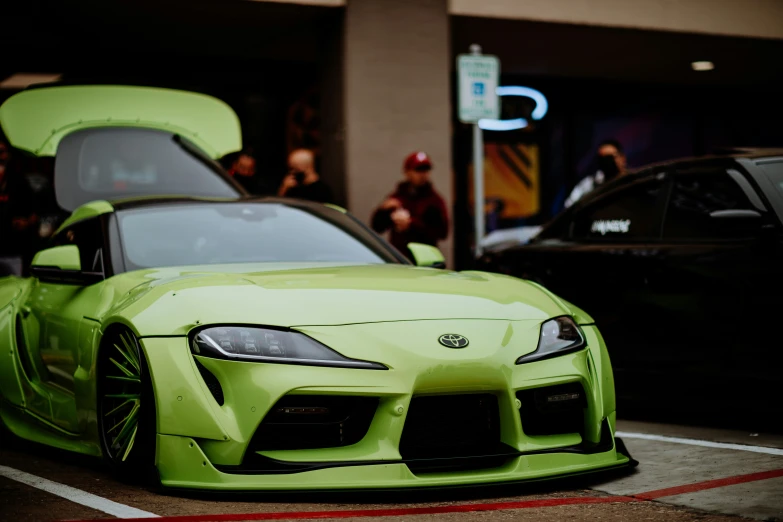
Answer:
371;151;449;258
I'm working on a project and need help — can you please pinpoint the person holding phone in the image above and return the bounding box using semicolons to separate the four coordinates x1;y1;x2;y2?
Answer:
278;148;333;203
564;139;628;208
371;151;449;259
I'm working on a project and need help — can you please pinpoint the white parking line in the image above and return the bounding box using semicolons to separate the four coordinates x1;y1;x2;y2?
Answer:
0;465;159;519
616;431;783;456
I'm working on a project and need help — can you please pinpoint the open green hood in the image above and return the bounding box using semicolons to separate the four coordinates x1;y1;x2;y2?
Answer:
0;84;242;159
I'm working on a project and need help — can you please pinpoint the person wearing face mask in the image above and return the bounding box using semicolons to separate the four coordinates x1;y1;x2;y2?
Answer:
277;148;333;203
564;139;628;208
371;151;449;258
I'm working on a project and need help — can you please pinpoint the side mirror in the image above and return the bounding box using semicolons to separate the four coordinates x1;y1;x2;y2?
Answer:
30;245;103;285
708;209;775;239
407;242;446;269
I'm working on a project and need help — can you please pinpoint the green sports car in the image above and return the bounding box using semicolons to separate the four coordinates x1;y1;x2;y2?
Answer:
0;84;632;490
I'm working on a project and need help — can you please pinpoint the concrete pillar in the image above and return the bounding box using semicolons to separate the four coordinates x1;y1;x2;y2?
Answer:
340;0;453;266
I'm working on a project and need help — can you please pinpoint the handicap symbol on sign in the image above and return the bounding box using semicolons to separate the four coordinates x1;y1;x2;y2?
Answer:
472;82;485;96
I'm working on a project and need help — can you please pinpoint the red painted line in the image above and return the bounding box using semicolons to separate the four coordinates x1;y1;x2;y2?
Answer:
64;495;636;522
632;468;783;500
62;468;783;522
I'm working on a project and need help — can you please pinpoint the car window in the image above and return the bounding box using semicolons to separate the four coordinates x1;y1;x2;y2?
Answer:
54;127;244;211
758;161;783;198
662;169;767;240
569;176;666;241
116;202;400;270
51;218;106;274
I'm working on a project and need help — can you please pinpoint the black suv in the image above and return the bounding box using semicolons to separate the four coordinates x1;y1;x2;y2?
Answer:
478;149;783;431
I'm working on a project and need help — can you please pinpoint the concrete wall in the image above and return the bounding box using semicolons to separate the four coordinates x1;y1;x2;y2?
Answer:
254;0;783;41
249;0;345;6
341;0;454;266
450;0;783;40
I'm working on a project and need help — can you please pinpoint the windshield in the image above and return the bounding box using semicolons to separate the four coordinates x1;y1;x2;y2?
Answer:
116;202;402;269
55;127;244;211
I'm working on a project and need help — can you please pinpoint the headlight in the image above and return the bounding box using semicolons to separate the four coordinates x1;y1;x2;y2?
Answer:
516;316;586;364
190;326;387;370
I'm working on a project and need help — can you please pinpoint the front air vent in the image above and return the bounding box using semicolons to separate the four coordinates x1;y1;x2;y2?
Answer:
249;395;378;451
399;394;503;465
517;382;587;436
15;315;37;381
195;359;224;406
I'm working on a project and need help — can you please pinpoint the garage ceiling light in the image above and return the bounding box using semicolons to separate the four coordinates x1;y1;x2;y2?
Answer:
691;61;715;71
0;73;63;89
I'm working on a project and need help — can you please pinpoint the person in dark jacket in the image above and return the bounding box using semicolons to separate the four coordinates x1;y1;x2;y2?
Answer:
226;148;276;196
278;148;333;203
371;151;449;258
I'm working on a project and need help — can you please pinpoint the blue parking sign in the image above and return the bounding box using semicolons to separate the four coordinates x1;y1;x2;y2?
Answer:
457;53;499;122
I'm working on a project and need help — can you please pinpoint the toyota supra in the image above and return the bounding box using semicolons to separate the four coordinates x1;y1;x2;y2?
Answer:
0;84;633;490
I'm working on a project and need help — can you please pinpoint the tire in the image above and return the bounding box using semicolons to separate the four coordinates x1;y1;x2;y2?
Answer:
96;327;159;485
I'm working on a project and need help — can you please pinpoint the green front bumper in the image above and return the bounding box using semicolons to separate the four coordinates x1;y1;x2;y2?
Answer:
141;321;628;490
156;432;628;490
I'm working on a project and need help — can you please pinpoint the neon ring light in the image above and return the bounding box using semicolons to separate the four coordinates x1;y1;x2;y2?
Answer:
478;86;548;131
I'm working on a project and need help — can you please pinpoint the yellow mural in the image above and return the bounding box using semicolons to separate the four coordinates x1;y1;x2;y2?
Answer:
468;142;540;219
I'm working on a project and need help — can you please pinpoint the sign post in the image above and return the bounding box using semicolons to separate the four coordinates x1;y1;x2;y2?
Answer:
457;44;499;258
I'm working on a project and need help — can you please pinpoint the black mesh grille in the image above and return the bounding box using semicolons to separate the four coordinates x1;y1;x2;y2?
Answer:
195;359;224;406
517;382;587;436
249;395;378;451
399;393;501;461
